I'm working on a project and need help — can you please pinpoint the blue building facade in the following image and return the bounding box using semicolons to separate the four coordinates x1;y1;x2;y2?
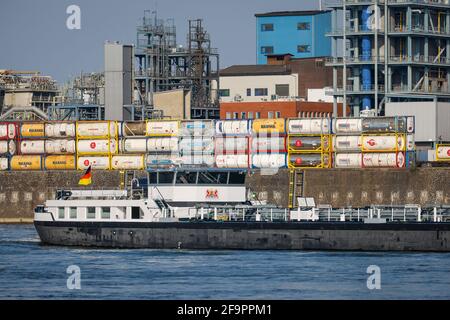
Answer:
256;11;332;64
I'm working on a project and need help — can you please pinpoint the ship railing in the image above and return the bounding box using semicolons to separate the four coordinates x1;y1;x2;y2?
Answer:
55;188;129;200
188;206;289;222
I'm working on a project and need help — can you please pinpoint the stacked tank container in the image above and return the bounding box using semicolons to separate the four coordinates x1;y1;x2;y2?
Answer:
287;118;332;169
11;122;46;170
179;120;215;168
251;119;287;169
76;121;119;170
332;116;416;168
114;122;146;170
436;144;450;162
0;122;19;171
145;120;180;169
215;120;251;169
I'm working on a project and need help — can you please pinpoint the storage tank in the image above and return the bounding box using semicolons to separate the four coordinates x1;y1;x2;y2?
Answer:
215;120;250;135
0;140;16;155
362;152;405;168
111;155;145;170
20;123;45;138
251;137;286;153
181;154;215;166
120;138;148;153
252;119;286;135
215;137;249;154
146;121;179;136
333;136;362;151
77;139;117;155
288;118;330;134
180;120;215;136
288;154;329;168
10;155;43;170
44;155;76;170
76;121;118;139
215;154;248;168
252;154;286;169
0;157;9;171
45;140;76;154
147;137;179;152
20;140;45;154
362;117;397;133
361;135;405;152
437;146;450;160
77;156;110;170
334;153;362;168
122;122;146;137
288;136;329;152
179;137;214;154
333;118;362;134
45;122;76;138
0;123;18;140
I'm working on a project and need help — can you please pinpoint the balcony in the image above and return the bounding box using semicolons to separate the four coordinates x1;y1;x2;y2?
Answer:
389;55;450;65
390;25;449;36
325;56;385;66
328;84;386;95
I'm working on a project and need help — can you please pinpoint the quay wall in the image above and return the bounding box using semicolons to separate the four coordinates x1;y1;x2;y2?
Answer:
1;168;450;221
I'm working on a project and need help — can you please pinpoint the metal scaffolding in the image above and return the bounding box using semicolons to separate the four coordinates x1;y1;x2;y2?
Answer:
325;0;450;116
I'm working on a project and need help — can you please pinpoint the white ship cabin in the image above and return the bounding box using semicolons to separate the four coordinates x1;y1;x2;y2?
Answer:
34;170;253;223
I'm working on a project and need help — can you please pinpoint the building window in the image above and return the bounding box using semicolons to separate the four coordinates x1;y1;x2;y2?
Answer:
255;88;268;96
248;112;254;119
275;111;281;118
241;112;247;119
246;88;252;96
70;207;77;219
226;112;231;119
297;22;311;30
260;46;274;55
275;84;290;97
58;207;65;219
87;207;96;219
268;111;274;119
233;112;239;119
297;45;311;53
219;89;230;97
256;112;261;119
101;207;111;219
261;23;274;32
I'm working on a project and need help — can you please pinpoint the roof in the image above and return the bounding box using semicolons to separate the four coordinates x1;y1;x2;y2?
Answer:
219;65;291;77
255;10;331;18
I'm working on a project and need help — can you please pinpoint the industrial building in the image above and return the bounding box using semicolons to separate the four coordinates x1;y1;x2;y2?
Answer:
326;0;450;116
255;10;332;64
134;11;220;119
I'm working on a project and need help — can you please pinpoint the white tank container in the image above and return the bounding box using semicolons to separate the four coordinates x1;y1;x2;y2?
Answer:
333;118;362;134
77;156;110;170
77;122;117;138
362;152;405;168
181;154;215;166
334;153;362;168
406;134;415;151
288;119;330;134
20;140;45;154
179;137;214;154
333;136;362;151
147;137;179;152
252;137;285;153
111;156;144;170
215;120;250;135
45;140;76;154
0;123;17;139
406;116;415;133
362;135;404;151
180;121;215;136
0;158;8;170
45;123;76;138
215;137;249;153
77;139;117;154
146;154;182;166
146;121;179;136
252;154;286;169
120;138;148;153
215;154;248;168
0;141;16;155
437;146;450;160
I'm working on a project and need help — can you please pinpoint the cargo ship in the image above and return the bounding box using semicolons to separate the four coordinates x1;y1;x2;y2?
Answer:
34;170;450;251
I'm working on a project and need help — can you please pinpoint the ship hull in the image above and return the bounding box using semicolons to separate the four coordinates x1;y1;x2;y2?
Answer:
34;220;450;251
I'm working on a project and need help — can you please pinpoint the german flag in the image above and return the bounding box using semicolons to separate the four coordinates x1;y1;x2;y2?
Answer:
78;166;92;186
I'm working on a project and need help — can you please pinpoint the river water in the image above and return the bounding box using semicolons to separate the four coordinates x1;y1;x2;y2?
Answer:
1;224;450;300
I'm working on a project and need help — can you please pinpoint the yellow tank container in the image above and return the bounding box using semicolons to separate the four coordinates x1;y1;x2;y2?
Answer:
44;155;76;170
20;123;45;138
10;155;42;170
252;119;286;135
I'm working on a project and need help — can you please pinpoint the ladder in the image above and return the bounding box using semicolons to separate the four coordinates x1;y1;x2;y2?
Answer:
289;169;305;209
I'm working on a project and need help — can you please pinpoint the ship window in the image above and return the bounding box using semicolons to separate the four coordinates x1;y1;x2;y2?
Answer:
158;172;175;184
132;207;140;220
176;172;198;184
198;172;227;185
58;207;65;219
101;207;111;219
149;172;158;184
229;172;246;185
87;207;96;219
70;207;77;219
